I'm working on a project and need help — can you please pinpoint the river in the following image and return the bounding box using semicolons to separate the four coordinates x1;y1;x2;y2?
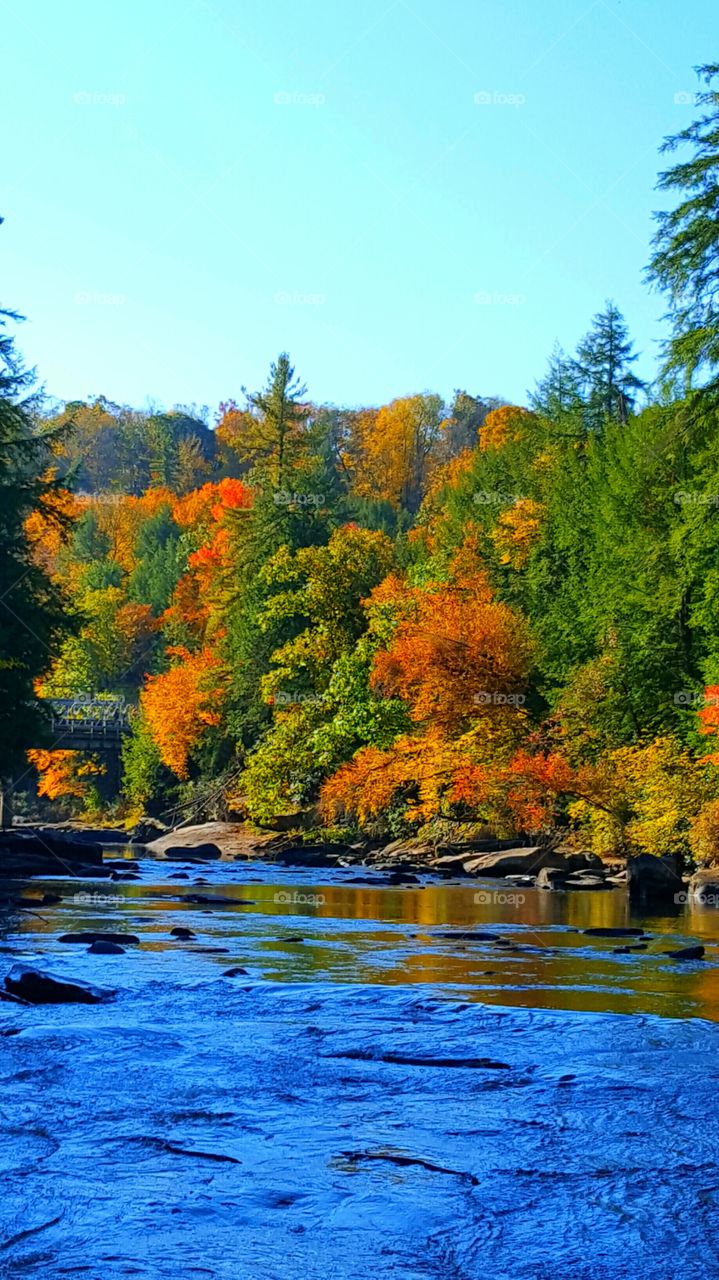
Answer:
1;851;718;1278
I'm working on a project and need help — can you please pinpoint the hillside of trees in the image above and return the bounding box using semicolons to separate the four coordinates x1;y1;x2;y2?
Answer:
4;65;719;862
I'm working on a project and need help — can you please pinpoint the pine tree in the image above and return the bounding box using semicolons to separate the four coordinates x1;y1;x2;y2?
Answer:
245;352;308;491
647;64;719;405
574;302;646;429
0;308;73;788
530;342;583;423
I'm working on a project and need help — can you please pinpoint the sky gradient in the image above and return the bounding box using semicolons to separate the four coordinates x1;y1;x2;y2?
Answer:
2;0;716;413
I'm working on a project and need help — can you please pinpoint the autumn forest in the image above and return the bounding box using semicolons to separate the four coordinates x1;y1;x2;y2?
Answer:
4;66;719;868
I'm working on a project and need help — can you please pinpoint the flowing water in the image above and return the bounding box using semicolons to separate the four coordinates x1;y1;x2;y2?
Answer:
1;852;719;1278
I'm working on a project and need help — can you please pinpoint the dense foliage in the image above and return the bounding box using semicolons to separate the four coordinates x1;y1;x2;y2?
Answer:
7;67;719;861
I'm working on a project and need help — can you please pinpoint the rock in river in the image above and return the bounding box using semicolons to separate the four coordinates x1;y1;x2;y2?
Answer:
664;945;706;961
536;867;570;890
163;842;222;861
87;941;126;955
4;965;115;1004
58;932;140;945
584;927;645;937
628;853;683;903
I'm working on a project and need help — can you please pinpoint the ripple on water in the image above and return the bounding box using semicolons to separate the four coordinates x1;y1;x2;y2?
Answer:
0;859;718;1277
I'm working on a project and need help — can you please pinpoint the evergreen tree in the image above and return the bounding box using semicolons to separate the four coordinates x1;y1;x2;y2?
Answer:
530;342;584;424
647;64;719;405
0;309;72;781
574;302;646;428
245;352;308;490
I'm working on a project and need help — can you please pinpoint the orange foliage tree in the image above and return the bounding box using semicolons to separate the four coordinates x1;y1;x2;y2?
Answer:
140;645;226;778
24;483;81;575
27;749;105;802
698;686;719;763
320;540;537;827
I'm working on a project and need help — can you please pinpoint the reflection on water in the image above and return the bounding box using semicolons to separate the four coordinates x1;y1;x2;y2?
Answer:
2;860;719;1022
3;857;719;1279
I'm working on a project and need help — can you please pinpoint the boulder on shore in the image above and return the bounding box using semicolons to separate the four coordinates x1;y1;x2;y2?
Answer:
146;822;278;860
461;848;564;877
129;817;168;845
0;831;105;879
4;964;115;1004
627;853;683;903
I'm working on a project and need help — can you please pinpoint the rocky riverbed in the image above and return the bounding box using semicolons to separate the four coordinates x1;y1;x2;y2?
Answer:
1;845;719;1277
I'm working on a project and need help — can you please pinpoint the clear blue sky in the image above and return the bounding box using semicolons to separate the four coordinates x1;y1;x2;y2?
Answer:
2;0;715;413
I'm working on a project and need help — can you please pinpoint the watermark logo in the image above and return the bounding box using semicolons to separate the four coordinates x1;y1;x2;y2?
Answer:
473;489;524;505
273;490;325;506
675;889;719;905
674;690;719;707
73;891;123;905
474;691;526;707
73;90;126;108
474;890;525;905
674;491;719;507
273;91;325;108
274;890;325;906
269;690;328;708
474;90;525;108
473;290;526;306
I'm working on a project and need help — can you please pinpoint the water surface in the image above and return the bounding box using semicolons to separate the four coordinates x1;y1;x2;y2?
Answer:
1;854;718;1278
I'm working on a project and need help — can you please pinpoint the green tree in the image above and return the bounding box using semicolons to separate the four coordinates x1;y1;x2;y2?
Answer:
530;343;584;425
647;64;719;407
244;352;308;489
0;309;72;782
574;302;646;428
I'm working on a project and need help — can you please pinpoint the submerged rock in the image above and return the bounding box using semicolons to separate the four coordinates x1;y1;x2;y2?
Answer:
58;932;140;945
170;927;196;940
222;966;249;977
87;941;126;955
4;965;115;1004
584;927;645;937
436;929;498;942
184;893;255;905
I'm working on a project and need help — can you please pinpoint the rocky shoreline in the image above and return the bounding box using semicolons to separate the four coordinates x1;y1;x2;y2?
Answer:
4;819;719;905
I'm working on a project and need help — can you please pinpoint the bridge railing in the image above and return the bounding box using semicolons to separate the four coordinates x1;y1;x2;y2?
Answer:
46;698;132;737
